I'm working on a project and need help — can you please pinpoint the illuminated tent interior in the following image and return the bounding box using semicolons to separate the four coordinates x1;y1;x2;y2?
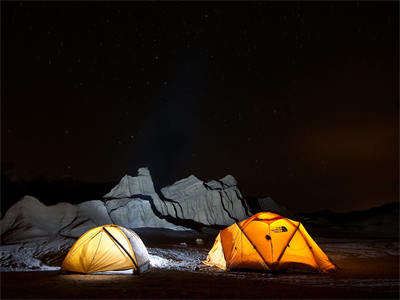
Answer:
203;212;337;273
61;224;150;274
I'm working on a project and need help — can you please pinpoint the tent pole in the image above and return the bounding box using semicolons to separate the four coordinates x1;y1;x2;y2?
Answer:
103;227;140;273
275;222;300;264
235;223;271;270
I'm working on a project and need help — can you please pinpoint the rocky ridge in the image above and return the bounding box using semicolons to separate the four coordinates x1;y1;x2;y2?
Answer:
1;168;262;244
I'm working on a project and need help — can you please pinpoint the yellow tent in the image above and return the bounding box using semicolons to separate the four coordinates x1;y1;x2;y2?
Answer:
203;212;336;273
61;224;150;274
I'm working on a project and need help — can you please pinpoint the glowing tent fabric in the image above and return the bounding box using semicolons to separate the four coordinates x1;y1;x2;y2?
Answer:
61;224;150;274
203;212;336;273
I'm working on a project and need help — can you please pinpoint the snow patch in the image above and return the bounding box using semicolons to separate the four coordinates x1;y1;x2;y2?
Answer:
0;244;60;272
148;246;208;271
0;238;73;272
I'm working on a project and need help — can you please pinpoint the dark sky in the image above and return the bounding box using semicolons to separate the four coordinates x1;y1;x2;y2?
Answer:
1;2;398;213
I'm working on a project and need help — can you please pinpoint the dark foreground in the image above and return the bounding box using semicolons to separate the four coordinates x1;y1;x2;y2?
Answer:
1;254;398;299
1;232;399;299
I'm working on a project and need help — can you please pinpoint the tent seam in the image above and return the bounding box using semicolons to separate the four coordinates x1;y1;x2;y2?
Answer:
87;229;103;273
296;225;321;271
235;223;271;269
103;227;139;271
275;221;300;264
118;227;139;272
67;229;102;257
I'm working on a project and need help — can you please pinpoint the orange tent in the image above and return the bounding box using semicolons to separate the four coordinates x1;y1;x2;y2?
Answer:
203;212;336;273
61;224;150;274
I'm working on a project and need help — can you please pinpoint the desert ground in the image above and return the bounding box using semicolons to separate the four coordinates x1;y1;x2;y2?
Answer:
1;232;399;299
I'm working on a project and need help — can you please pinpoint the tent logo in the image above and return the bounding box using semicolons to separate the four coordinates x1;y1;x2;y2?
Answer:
271;226;288;233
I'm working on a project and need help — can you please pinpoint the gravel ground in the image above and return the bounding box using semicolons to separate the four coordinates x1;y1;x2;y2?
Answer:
1;238;399;299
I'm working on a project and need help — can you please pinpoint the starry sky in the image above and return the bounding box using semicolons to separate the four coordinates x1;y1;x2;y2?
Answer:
2;2;398;213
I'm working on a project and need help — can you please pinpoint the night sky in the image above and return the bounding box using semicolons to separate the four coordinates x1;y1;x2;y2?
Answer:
2;2;398;213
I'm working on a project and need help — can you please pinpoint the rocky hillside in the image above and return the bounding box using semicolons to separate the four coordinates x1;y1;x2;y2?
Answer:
2;167;280;245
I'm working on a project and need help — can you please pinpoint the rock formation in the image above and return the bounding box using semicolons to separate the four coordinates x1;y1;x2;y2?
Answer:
104;198;186;231
160;174;250;225
0;196;77;243
0;196;112;242
103;168;251;227
0;167;254;245
0;167;294;270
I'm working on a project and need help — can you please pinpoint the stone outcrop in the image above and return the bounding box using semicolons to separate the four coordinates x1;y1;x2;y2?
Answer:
0;196;77;243
104;168;156;199
0;196;185;245
103;168;251;227
0;167;291;270
58;200;113;238
102;168;187;230
160;174;250;226
104;198;186;230
0;167;273;244
0;196;114;243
